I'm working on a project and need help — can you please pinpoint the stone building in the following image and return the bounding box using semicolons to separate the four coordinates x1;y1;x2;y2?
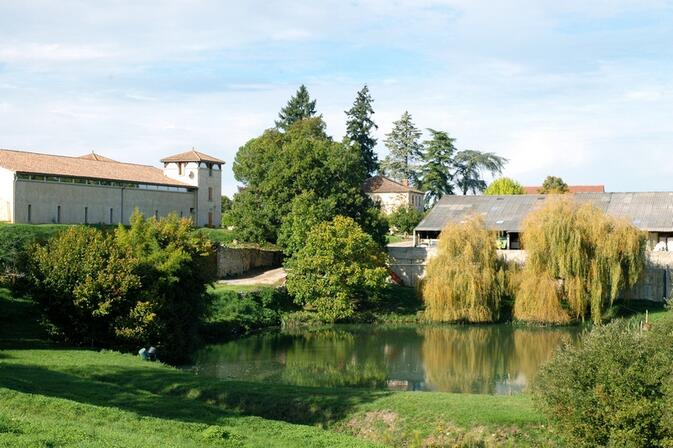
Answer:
363;175;424;214
0;148;223;227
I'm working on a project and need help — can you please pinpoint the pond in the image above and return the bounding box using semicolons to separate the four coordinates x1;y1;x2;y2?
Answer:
192;324;583;394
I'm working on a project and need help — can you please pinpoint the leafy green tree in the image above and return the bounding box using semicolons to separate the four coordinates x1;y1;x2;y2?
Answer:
275;84;318;131
285;216;389;322
345;85;378;176
277;191;335;257
420;129;457;204
453;150;507;195
387;206;425;235
28;211;216;361
231;117;387;249
381;111;422;185
539;175;569;194
484;177;524;195
220;195;232;213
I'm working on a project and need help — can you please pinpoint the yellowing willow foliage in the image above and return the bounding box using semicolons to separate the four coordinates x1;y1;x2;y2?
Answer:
515;198;647;324
422;216;509;322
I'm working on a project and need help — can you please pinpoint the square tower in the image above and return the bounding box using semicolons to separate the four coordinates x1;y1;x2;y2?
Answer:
161;149;224;227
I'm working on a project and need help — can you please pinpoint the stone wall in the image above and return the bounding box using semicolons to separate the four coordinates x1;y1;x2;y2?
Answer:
216;246;283;278
388;246;673;301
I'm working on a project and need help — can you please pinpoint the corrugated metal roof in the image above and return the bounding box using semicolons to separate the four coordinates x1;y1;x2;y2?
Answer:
416;193;673;233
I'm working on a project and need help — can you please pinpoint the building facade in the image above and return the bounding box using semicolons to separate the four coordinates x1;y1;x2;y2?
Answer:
363;175;425;214
0;148;224;227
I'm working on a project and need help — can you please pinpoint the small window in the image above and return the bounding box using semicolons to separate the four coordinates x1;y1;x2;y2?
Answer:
189;207;195;216
154;210;159;219
208;211;213;227
109;208;114;224
57;205;61;224
208;187;213;201
209;166;213;177
84;206;88;224
28;204;32;223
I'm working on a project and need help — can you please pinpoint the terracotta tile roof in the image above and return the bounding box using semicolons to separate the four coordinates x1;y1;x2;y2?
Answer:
364;175;424;194
78;151;118;162
160;149;225;164
0;148;192;187
523;185;605;194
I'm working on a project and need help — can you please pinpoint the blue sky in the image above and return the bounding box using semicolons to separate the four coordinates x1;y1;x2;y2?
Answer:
1;0;673;196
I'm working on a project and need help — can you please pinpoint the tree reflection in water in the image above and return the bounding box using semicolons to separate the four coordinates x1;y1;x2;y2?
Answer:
193;325;580;394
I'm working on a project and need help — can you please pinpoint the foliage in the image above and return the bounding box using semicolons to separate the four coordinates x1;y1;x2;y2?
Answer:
27;212;216;361
231;117;387;249
533;317;673;447
420;129;456;204
285;216;389;322
0;224;69;289
484;177;524;195
387;205;424;235
421;216;511;322
453;149;507;195
202;286;296;340
539;175;569;194
345;84;379;176
220;195;233;227
381;111;423;185
515;198;647;324
275;84;318;131
277;191;335;257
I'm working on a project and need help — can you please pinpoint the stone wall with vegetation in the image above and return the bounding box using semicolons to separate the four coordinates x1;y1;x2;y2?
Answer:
390;246;673;301
216;246;283;278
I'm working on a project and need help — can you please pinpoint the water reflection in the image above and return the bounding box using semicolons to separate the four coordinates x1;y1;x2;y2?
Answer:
193;324;580;394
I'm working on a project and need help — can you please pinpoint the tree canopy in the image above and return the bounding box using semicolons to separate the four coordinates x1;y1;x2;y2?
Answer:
452;150;507;195
484;177;524;195
381;111;422;185
345;85;379;176
275;85;318;131
231;117;387;251
539;175;569;194
420;129;456;204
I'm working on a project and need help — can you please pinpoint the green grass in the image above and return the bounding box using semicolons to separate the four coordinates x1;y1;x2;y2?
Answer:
385;234;408;245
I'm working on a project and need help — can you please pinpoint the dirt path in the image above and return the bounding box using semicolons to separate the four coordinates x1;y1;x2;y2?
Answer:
217;267;286;286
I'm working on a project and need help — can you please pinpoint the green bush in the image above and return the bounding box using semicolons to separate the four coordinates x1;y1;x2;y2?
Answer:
533;316;673;447
387;206;424;235
285;216;389;322
28;212;217;362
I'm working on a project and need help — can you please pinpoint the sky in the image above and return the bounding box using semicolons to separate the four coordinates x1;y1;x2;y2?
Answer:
2;0;673;196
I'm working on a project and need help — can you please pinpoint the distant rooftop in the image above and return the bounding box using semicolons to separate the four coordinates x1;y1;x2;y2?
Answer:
364;175;424;194
160;149;225;164
416;192;673;233
78;151;118;163
523;185;605;194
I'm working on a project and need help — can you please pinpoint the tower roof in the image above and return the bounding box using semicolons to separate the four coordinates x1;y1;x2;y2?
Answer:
160;149;225;164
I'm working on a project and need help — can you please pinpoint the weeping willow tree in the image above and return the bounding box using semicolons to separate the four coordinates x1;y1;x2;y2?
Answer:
421;216;510;322
514;198;647;324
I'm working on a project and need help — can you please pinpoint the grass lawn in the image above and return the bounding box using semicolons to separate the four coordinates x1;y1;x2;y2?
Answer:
0;287;563;447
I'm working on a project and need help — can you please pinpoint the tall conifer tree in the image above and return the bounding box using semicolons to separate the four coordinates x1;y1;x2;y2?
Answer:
381;111;422;185
345;85;378;176
275;84;317;130
421;129;457;204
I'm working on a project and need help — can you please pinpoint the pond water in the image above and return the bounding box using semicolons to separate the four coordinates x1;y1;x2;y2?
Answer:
192;324;583;394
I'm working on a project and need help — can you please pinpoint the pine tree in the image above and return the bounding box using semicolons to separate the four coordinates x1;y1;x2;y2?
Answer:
381;111;422;185
420;129;456;205
275;84;318;131
345;85;378;176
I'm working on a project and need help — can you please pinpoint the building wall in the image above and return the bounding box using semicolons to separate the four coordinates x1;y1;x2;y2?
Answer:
0;168;14;222
163;162;222;227
13;179;195;225
389;246;673;301
368;191;424;215
216;246;283;278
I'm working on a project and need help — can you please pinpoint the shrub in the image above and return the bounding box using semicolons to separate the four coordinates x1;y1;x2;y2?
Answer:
533;317;673;447
515;198;647;324
28;212;216;361
387;206;424;235
285;216;389;322
421;216;511;323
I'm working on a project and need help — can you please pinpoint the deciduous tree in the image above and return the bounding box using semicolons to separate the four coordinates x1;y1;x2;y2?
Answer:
484;177;524;195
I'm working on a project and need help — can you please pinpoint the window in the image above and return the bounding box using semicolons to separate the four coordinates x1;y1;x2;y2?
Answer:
28;204;32;223
189;207;195;216
57;206;61;224
109;208;114;224
154;210;159;219
208;187;213;201
208;211;213;227
84;207;88;224
208;166;213;177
